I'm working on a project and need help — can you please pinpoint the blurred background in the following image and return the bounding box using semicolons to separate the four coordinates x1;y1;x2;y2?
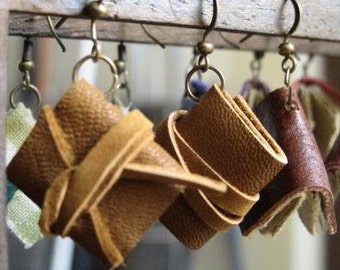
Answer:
6;36;340;270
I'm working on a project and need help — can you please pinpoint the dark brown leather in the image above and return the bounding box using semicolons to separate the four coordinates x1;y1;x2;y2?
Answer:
326;133;340;196
156;84;287;249
327;134;340;170
240;87;337;236
7;79;227;268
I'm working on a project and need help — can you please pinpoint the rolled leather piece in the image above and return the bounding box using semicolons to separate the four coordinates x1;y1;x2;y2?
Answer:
7;79;227;269
240;87;337;236
326;134;340;197
155;84;287;249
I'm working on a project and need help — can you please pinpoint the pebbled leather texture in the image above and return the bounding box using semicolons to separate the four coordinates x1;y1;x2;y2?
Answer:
240;87;337;236
7;79;227;269
156;84;287;249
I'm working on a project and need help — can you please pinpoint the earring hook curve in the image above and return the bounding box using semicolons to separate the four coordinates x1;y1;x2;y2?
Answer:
285;0;300;38
46;16;67;52
202;0;218;42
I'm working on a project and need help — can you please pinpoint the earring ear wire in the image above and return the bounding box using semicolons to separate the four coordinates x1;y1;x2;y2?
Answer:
140;24;165;49
46;16;67;52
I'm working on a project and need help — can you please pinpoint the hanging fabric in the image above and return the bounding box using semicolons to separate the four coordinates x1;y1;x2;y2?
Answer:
6;103;43;246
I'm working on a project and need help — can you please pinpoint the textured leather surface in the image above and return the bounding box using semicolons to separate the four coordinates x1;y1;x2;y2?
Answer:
156;84;287;248
7;79;227;268
241;87;337;236
294;82;340;159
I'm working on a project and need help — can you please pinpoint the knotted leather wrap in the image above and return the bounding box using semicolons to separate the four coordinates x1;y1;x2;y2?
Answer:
7;80;227;268
155;84;287;249
241;87;337;236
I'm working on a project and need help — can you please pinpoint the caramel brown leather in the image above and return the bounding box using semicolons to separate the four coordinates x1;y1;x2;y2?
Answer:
155;84;287;249
240;87;337;236
7;79;227;268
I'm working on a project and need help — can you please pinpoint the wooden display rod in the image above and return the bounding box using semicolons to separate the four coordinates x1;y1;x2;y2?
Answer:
6;0;340;57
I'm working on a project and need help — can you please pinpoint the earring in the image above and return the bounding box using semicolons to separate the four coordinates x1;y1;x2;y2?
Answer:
241;0;337;236
9;37;41;113
72;1;119;98
155;0;287;249
6;37;43;247
112;42;133;113
292;55;340;159
240;50;271;108
7;3;227;269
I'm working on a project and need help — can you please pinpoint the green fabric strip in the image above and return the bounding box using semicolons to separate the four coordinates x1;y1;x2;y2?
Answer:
6;103;43;247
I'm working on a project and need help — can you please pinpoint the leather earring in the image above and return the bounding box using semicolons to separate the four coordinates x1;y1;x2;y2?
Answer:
7;3;227;269
240;1;337;236
155;0;287;249
240;51;271;108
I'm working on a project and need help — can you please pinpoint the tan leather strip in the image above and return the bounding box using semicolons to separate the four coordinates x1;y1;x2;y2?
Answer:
39;168;74;235
57;110;154;236
89;208;123;268
43;106;75;167
156;112;243;230
122;162;227;194
183;190;242;231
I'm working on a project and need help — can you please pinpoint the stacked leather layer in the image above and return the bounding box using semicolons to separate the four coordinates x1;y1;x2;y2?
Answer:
155;84;288;248
7;80;227;268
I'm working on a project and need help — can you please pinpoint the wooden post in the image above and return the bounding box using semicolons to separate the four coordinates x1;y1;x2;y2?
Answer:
0;6;9;270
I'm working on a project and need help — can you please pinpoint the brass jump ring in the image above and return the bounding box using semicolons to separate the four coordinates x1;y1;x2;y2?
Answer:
185;64;225;102
10;83;41;111
72;54;119;97
281;56;296;73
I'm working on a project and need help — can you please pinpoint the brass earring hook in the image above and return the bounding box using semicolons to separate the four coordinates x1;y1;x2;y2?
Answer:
141;24;165;49
72;1;119;97
285;0;300;39
202;0;218;43
185;0;225;101
218;32;240;49
278;0;301;110
46;16;67;52
239;0;300;44
10;37;42;112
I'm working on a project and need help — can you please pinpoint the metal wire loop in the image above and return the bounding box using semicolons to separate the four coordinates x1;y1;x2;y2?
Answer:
46;16;67;52
72;54;119;97
284;86;298;111
198;55;210;72
202;0;218;42
10;83;42;111
285;0;301;38
185;65;225;102
250;59;261;80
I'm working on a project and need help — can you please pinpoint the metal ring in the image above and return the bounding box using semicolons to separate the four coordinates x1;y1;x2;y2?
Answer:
10;83;41;111
281;56;296;73
185;64;225;102
72;54;119;96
